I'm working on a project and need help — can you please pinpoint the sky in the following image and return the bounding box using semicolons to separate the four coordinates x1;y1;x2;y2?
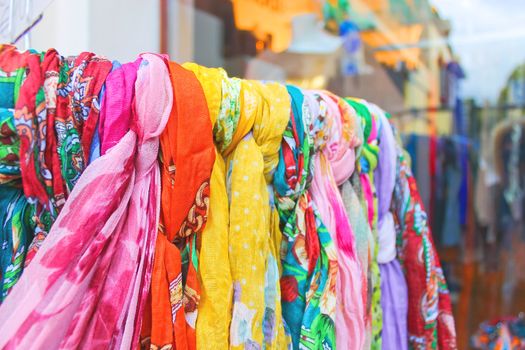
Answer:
433;0;525;103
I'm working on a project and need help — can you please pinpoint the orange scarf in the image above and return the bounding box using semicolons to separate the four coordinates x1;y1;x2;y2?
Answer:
141;61;215;350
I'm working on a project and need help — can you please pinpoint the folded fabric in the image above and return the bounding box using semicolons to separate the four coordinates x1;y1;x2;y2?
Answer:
0;53;171;349
379;260;408;350
225;79;290;349
309;90;365;350
392;139;457;350
347;97;383;350
141;59;215;350
99;58;141;155
183;64;233;349
275;85;337;349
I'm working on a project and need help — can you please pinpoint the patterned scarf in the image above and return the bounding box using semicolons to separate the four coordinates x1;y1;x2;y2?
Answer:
140;60;215;350
98;58;141;155
0;47;112;265
391;132;457;350
0;46;112;300
275;85;336;350
224;78;291;349
346;98;383;350
0;52;170;349
182;63;234;349
309;90;365;350
372;106;409;350
0;49;31;302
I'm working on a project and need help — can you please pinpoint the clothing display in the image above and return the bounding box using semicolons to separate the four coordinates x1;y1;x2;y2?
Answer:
0;45;456;350
404;133;471;248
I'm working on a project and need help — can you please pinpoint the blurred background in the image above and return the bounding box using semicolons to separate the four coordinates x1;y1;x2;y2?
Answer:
2;0;524;348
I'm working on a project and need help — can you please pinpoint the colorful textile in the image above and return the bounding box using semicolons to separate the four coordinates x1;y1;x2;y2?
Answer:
275;85;336;350
309;90;365;350
0;65;24;186
392;134;457;349
472;316;525;350
141;60;215;350
183;63;234;349
0;186;32;302
99;59;141;155
379;260;409;350
347;98;383;350
0;47;112;265
0;53;170;349
0;55;32;302
373;108;409;350
225;79;291;349
0;45;458;350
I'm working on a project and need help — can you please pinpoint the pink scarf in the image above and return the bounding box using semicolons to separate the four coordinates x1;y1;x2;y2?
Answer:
309;91;365;350
0;53;171;349
99;58;142;155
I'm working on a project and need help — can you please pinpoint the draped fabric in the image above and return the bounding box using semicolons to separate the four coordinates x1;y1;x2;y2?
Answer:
0;46;112;301
183;64;234;350
392;137;457;350
0;54;31;302
309;91;365;350
0;53;171;349
99;58;141;155
141;60;215;350
275;85;337;350
373;106;409;350
0;46;113;267
347;98;383;350
0;46;458;350
379;262;408;350
225;79;290;349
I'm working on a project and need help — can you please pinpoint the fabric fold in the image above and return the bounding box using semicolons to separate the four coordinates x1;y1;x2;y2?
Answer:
141;60;215;350
0;52;171;349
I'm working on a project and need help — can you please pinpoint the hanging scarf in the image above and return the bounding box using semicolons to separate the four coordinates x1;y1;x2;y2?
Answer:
346;97;383;350
4;47;112;265
309;90;365;350
275;85;336;350
221;78;290;349
0;49;32;302
338;103;375;350
337;99;370;293
182;63;234;349
371;106;409;350
0;53;171;349
140;60;215;350
391;132;457;350
99;58;141;155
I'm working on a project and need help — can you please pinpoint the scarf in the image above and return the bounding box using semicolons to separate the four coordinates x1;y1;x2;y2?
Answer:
346;97;383;350
99;58;141;155
182;63;235;349
0;52;170;349
5;48;112;265
391;134;457;350
140;60;215;350
309;90;365;350
372;105;397;264
338;105;374;350
372;106;409;350
0;47;112;299
225;78;290;349
275;85;336;350
0;50;32;302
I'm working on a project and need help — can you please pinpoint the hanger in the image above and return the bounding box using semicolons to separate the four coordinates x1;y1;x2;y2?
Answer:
6;0;46;49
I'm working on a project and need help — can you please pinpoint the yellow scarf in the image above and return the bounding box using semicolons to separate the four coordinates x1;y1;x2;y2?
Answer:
226;80;290;349
183;63;233;349
183;63;291;349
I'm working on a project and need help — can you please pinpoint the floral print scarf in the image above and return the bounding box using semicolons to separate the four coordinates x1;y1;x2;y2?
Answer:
275;85;337;350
